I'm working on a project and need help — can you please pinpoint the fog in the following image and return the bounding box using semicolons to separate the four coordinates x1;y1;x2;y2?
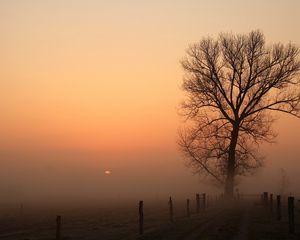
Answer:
0;114;299;207
0;147;209;204
1;0;300;208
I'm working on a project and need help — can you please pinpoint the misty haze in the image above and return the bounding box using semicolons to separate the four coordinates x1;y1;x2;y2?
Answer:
1;1;300;239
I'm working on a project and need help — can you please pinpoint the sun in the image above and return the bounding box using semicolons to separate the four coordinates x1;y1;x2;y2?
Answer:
104;170;112;175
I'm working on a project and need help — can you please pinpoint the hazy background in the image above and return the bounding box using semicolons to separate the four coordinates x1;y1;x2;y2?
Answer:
1;0;300;205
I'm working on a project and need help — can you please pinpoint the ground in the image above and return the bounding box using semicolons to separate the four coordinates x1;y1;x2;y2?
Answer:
140;201;300;240
0;197;299;239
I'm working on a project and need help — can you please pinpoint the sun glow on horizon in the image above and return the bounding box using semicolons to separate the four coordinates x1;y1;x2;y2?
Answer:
1;0;300;202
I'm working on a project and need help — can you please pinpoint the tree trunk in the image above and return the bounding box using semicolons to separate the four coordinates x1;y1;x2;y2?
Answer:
224;124;239;198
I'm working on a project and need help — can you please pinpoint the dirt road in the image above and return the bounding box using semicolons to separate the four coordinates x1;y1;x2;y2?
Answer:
140;202;300;240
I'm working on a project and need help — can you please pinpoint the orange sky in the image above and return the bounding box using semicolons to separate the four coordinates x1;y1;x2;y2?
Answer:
1;0;300;202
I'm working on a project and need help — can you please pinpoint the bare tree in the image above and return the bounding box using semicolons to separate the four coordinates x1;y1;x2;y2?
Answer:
179;30;300;197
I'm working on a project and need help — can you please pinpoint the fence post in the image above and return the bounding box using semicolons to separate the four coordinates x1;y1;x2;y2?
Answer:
56;215;61;240
139;201;144;235
288;197;295;234
277;195;281;221
196;193;200;213
187;199;190;218
169;197;174;222
263;192;268;207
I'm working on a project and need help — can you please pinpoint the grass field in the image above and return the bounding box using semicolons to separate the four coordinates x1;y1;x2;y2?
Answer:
0;196;299;240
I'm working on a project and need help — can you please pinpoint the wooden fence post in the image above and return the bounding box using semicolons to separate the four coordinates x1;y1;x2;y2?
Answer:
139;201;144;235
277;195;281;221
169;197;174;222
187;199;190;218
263;192;268;207
288;196;295;234
196;193;200;213
56;215;61;240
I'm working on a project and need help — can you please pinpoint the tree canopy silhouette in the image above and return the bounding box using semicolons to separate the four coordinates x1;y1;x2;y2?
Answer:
179;30;300;197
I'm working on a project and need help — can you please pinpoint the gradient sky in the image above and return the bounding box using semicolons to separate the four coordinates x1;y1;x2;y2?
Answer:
1;0;300;203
